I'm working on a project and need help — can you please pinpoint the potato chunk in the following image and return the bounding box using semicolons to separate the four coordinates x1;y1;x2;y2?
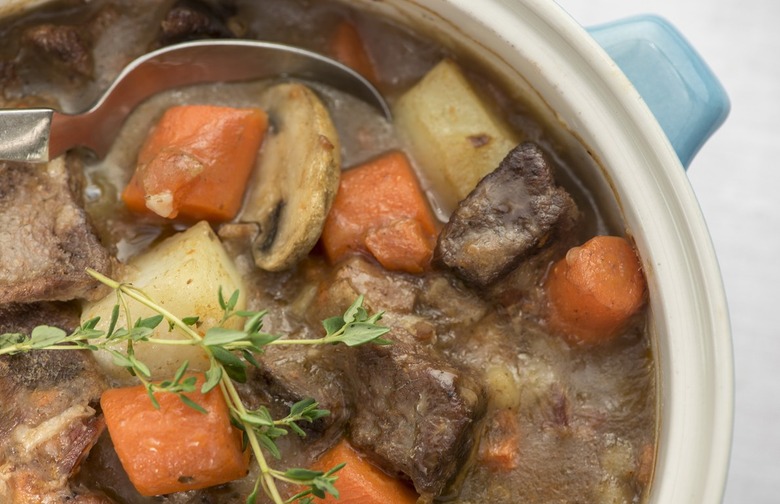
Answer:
82;221;245;382
393;59;520;212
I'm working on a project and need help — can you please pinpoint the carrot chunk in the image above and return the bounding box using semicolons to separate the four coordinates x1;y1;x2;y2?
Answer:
478;409;521;471
122;104;268;222
321;150;437;273
100;374;248;496
364;218;433;274
545;235;647;345
329;20;378;85
312;439;418;504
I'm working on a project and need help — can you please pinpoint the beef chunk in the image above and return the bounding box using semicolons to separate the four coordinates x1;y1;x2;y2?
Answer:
158;0;236;46
230;261;352;445
0;301;81;335
435;142;578;287
313;255;420;316
309;259;486;498
0;348;107;503
241;338;486;501
0;158;112;304
238;256;487;500
3;349;91;389
23;24;93;78
346;338;486;499
240;344;350;446
236;256;424;441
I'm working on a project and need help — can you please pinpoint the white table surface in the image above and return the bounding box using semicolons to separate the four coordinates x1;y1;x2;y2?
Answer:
552;0;780;502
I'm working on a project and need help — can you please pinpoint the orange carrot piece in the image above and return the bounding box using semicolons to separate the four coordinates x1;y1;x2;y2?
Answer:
478;409;521;471
364;218;433;274
545;235;647;345
636;442;656;487
100;374;248;496
122;104;268;222
329;20;378;85
312;439;418;504
321;150;437;273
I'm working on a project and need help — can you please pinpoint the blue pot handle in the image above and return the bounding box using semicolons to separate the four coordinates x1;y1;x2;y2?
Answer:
586;15;730;168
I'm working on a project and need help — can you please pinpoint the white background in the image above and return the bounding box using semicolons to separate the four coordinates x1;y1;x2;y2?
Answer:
553;0;780;502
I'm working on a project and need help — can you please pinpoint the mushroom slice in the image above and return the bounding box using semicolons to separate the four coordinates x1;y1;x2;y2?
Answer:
240;82;341;271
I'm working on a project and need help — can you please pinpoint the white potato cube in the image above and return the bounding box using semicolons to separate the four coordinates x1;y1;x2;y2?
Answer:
82;221;246;382
393;59;520;212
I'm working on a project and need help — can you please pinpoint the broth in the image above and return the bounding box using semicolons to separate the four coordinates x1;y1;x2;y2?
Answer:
0;1;655;503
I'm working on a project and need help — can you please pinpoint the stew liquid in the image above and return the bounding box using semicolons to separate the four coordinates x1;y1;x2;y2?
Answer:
0;1;656;503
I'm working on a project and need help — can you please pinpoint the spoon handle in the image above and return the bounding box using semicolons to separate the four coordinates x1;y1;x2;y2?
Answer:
0;108;53;163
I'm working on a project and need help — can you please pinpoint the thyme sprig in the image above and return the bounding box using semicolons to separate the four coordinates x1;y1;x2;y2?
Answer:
0;268;391;504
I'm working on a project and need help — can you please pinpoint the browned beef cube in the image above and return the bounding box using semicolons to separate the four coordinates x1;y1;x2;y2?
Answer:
346;339;487;499
0;301;81;335
435;142;578;287
23;24;94;78
0;158;111;304
158;0;236;45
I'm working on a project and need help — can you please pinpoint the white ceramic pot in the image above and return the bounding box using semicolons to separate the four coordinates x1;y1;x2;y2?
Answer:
350;0;733;503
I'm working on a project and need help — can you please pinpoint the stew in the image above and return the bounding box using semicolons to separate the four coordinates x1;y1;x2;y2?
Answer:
0;1;656;503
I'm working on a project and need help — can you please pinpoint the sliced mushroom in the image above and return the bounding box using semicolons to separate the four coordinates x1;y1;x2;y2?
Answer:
238;82;341;271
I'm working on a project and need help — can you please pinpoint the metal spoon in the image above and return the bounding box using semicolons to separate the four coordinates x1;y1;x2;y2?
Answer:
0;39;391;163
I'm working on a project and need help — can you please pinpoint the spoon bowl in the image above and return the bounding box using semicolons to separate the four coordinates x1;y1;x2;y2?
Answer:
0;39;390;163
